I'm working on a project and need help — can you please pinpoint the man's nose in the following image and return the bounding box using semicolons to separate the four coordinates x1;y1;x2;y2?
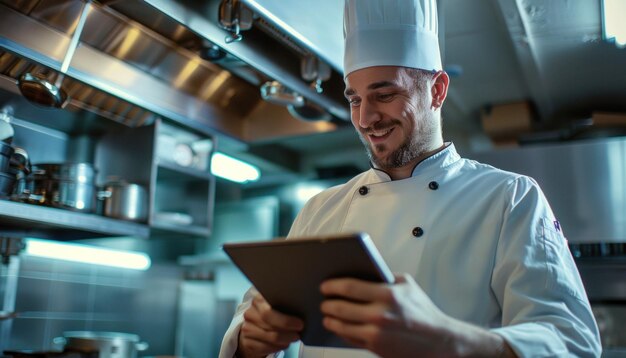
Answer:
358;99;380;129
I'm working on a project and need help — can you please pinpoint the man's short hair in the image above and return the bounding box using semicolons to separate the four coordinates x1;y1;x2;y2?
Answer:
404;68;435;91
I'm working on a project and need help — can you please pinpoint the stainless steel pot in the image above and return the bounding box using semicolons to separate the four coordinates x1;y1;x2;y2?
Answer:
39;163;97;182
52;179;97;212
0;141;14;173
0;171;15;198
97;181;148;222
21;163;97;212
18;166;48;205
53;331;148;358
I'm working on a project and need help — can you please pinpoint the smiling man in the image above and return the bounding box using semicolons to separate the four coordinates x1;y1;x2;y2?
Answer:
219;0;601;357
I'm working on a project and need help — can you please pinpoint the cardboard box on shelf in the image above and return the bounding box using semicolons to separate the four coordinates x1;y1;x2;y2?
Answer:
481;101;534;145
591;112;626;127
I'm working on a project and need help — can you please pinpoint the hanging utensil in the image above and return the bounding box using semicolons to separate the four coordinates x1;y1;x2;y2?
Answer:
287;100;331;122
17;1;92;109
218;0;253;43
260;81;305;107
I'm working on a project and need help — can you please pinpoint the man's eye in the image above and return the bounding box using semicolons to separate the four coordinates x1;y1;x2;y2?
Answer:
377;93;395;101
348;98;361;107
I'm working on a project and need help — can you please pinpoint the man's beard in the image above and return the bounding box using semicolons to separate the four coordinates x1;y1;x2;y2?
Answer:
357;114;436;170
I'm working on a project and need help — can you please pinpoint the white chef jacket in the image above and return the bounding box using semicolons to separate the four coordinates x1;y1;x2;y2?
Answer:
219;143;601;358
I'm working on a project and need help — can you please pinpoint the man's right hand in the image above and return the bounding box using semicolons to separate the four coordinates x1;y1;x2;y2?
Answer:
236;292;304;358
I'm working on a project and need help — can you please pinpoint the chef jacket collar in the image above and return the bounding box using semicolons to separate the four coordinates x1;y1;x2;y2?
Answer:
370;142;459;182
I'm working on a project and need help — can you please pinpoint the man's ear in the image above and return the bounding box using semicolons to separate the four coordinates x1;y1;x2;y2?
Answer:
430;71;449;109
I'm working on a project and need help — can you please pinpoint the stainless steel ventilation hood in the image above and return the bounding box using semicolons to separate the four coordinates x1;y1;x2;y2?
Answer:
0;0;347;143
136;0;349;119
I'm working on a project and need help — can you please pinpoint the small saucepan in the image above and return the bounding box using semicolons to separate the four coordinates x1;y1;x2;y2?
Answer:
97;181;148;223
17;163;98;212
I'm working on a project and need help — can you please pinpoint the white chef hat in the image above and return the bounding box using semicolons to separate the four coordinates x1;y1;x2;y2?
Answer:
343;0;442;77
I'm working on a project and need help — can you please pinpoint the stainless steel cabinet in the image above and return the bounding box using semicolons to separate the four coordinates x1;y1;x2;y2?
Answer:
0;106;215;240
151;120;215;238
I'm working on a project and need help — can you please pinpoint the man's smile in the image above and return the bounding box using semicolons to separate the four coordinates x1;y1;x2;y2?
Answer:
366;127;395;145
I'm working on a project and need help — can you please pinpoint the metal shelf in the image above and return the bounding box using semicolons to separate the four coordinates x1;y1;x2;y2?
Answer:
178;251;230;267
0;200;149;239
150;220;210;238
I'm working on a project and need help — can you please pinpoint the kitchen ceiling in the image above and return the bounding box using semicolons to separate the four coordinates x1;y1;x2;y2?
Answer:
253;0;626;126
1;0;624;187
237;0;626;186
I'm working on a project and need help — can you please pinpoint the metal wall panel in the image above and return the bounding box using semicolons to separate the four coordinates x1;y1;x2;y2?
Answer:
5;255;182;355
470;137;626;243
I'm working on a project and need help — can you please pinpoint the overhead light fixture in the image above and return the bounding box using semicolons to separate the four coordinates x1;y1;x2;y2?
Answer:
602;0;626;48
24;238;151;271
211;152;260;183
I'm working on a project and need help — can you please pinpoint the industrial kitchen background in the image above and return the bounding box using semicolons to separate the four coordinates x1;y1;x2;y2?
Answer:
0;0;625;357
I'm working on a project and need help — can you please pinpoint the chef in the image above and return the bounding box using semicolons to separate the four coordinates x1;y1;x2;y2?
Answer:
220;0;601;357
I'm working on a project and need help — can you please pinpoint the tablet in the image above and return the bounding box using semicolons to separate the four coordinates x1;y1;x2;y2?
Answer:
223;232;394;348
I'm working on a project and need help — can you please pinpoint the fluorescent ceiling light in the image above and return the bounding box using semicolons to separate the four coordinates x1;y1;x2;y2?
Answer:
24;238;151;271
211;152;260;183
602;0;626;48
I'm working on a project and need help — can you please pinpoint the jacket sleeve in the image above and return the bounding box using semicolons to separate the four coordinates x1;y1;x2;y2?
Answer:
218;287;253;358
490;176;602;357
218;208;311;358
218;287;286;358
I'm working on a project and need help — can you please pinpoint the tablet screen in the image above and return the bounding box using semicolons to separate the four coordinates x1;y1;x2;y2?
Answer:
223;232;394;348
